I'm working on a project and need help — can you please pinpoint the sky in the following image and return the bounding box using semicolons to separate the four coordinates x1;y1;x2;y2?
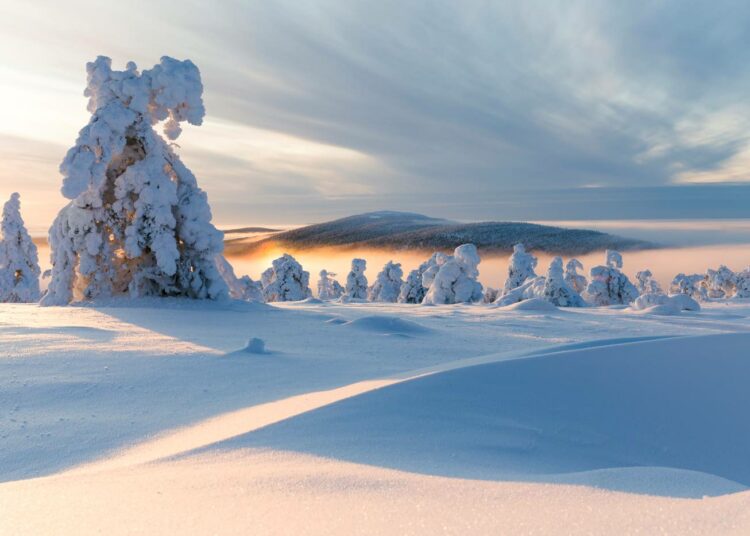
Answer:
1;0;749;231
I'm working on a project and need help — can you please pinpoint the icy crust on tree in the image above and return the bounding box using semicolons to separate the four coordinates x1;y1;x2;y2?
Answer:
42;56;227;305
215;255;262;302
0;193;41;303
368;261;404;302
564;259;587;294
502;243;537;295
585;250;639;306
344;259;368;299
317;270;344;300
422;244;483;305
543;257;585;307
261;254;312;302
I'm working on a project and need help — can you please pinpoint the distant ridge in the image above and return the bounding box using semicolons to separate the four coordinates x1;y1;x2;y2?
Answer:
225;211;650;255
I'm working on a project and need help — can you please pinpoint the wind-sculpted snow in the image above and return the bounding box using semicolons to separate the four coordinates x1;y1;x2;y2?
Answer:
242;211;649;255
215;333;750;498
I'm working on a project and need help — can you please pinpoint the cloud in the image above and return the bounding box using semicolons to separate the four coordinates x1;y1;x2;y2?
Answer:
1;0;749;227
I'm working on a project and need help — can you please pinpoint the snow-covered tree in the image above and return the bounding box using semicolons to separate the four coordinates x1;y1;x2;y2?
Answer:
317;269;344;300
734;269;750;298
585;250;639;306
564;258;587;294
368;261;404;302
705;265;736;299
542;257;585;307
423;244;483;305
494;276;545;306
502;243;537;295
669;273;707;301
344;258;368;299
635;269;663;296
399;266;427;304
41;56;227;305
214;255;263;302
261;254;311;302
0;193;41;302
482;287;500;304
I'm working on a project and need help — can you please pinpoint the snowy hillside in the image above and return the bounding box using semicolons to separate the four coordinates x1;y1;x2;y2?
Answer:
231;211;649;255
2;298;750;534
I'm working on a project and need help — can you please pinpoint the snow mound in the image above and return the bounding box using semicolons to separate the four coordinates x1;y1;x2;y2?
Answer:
341;315;431;335
214;333;750;498
243;338;267;354
631;294;701;315
499;297;558;312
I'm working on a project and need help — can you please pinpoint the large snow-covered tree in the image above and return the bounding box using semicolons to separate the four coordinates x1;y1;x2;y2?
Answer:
317;269;344;300
261;254;311;302
502;243;537;295
344;258;368;299
369;261;403;302
422;244;483;305
585;250;639;306
543;257;585;307
0;193;41;303
41;56;227;305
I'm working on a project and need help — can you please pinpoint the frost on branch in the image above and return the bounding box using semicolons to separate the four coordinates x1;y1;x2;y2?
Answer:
564;259;587;294
42;56;226;305
543;257;585;307
669;273;707;301
344;258;368;300
584;250;639;306
317;269;344;300
502;243;537;295
368;261;404;302
0;193;41;303
261;254;311;302
422;244;483;305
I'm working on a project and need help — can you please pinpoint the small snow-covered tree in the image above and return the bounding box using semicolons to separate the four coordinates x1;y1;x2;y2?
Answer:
0;193;41;302
543;257;584;307
705;265;736;299
423;244;483;305
344;258;368;299
261;254;311;302
41;56;227;305
635;269;663;296
317;269;344;300
670;273;707;301
734;268;750;298
369;261;404;302
502;243;537;295
585;250;639;306
399;266;427;304
564;259;587;294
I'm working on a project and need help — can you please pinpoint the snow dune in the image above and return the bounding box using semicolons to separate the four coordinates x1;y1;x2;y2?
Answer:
208;333;750;498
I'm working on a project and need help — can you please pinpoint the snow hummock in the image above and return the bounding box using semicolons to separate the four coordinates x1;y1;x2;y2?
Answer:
368;261;403;302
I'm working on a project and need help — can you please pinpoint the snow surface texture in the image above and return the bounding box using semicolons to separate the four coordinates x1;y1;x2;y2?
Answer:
2;301;750;534
261;254;312;302
344;258;367;299
0;193;40;302
368;261;403;302
316;269;344;300
42;56;227;305
422;244;483;305
585;249;640;306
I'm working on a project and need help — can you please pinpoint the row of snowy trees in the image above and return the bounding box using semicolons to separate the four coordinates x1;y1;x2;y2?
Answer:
237;243;750;310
